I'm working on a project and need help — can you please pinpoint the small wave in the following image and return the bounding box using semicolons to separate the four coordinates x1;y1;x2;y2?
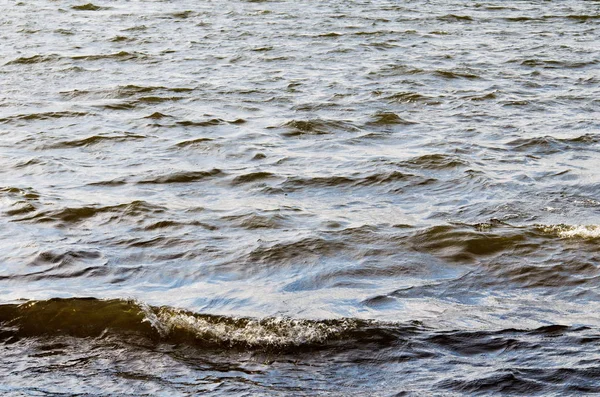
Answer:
144;112;172;119
280;119;359;136
364;41;398;50
177;119;226;126
114;85;193;98
5;54;61;65
1;187;41;216
174;137;214;147
251;46;274;52
71;3;106;11
434;69;480;79
4;201;37;216
22;251;106;282
487;261;599;289
366;111;417;126
0;111;90;123
384;91;440;105
121;236;187;249
565;14;600;22
538;225;600;239
355;170;418;185
402;154;469;170
353;30;395;36
437;369;545;394
221;211;288;229
55;28;75;35
60;85;193;108
70;51;142;61
101;102;137;110
142;220;217;231
121;25;148;32
16;200;165;224
176;118;245;127
231;171;277;185
44;133;146;149
409;224;532;262
504;16;538;22
280;175;355;190
463;91;498;101
137;169;224;184
87;178;127;186
372;64;424;77
507;134;599;154
137;95;185;103
243;236;348;267
30;250;102;267
0;186;40;200
13;158;45;168
519;59;597;69
569;133;600;143
437;14;473;22
110;35;133;42
167;10;197;19
317;32;342;38
277;171;427;192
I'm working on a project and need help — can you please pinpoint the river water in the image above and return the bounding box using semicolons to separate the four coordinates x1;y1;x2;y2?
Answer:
1;0;599;395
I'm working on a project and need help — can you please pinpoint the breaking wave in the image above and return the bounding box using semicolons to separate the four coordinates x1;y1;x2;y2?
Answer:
537;224;600;239
0;298;405;349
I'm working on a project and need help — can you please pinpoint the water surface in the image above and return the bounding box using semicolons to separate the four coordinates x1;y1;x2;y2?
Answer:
1;0;599;395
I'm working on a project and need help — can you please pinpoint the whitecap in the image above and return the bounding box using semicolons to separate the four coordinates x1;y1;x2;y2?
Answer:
538;224;600;239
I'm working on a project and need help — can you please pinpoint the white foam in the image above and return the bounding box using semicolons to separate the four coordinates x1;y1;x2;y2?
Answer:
139;303;358;346
538;224;600;239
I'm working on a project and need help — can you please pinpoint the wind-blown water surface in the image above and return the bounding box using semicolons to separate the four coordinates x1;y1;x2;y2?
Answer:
1;0;599;395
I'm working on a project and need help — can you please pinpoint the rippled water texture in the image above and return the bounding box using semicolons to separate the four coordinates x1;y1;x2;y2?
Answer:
1;0;599;395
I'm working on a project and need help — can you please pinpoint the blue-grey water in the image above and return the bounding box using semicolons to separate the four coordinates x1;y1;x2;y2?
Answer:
1;0;599;395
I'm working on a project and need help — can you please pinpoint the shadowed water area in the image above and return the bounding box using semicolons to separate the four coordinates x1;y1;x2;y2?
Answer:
1;0;599;395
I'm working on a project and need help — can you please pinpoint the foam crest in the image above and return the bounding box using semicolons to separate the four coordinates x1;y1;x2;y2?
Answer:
538;224;600;239
0;298;385;349
142;305;358;347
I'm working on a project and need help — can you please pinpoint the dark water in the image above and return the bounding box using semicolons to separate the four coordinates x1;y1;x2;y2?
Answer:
1;0;599;395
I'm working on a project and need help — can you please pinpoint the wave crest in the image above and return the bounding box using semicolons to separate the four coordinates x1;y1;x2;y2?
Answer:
143;305;359;347
538;224;600;239
0;298;388;349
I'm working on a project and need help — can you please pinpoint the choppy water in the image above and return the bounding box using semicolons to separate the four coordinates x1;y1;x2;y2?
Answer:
1;0;599;395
